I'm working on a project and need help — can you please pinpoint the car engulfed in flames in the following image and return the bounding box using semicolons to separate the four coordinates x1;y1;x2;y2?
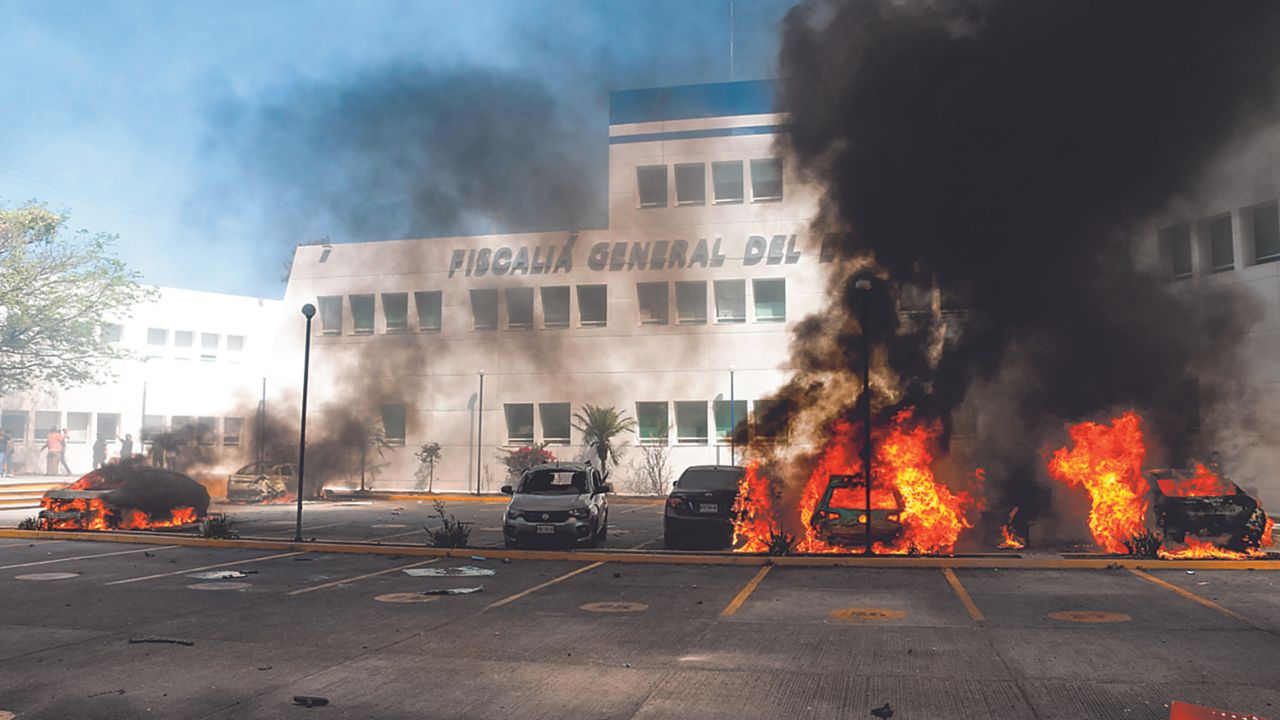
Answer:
39;462;210;531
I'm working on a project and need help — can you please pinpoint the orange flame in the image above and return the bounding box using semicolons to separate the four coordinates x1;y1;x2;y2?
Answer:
1047;412;1148;554
731;462;777;553
1157;536;1257;560
1158;464;1236;497
40;496;201;531
998;506;1026;549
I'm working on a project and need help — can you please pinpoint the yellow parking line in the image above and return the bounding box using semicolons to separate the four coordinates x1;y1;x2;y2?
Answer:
105;551;307;585
942;567;984;622
721;565;772;617
485;562;606;610
1127;568;1260;629
287;558;440;596
0;545;178;570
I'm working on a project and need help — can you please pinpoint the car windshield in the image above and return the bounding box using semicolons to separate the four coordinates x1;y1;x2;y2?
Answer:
676;469;743;491
519;469;589;495
826;483;899;511
235;462;267;475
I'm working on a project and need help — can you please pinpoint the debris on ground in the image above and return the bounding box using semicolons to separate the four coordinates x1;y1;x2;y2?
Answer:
613;572;622;579
470;555;487;561
188;570;255;580
419;586;484;596
88;689;126;698
871;702;894;718
293;696;329;707
256;665;272;671
501;558;512;564
402;566;494;577
128;637;194;646
1186;570;1196;575
143;552;155;557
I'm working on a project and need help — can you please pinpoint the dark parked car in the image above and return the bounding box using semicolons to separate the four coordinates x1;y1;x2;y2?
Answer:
809;474;904;547
502;462;610;548
1144;468;1270;551
663;465;744;549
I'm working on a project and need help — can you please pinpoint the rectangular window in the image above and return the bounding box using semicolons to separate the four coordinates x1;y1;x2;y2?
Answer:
350;295;375;334
201;333;219;351
142;414;164;442
504;403;534;445
541;286;570;328
714;400;748;442
753;400;789;441
636;402;670;445
382;293;408;333
712;160;744;203
637;165;668;207
97;413;121;441
1160;224;1192;278
318;296;343;335
223;418;243;446
226;335;245;352
1253;203;1280;263
714;279;747;323
414;291;442;332
578;285;608;327
171;416;195;443
753;278;786;322
174;330;194;348
540;403;571;445
636;282;669;325
34;411;60;440
675;163;706;205
381;404;406;446
471;289;499;330
675;401;708;445
505;288;535;329
147;328;168;346
1208;215;1234;272
66;412;90;443
750;158;783;201
102;324;123;343
196;416;218;446
1;410;29;441
676;281;707;324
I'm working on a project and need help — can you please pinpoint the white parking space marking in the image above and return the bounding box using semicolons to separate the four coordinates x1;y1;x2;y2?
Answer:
0;545;178;570
260;521;349;536
615;504;659;515
0;540;67;550
287;558;441;596
105;551;307;585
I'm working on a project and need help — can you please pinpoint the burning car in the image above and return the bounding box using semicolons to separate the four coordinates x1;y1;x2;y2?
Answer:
226;461;295;503
809;473;904;547
1145;466;1271;553
39;461;210;531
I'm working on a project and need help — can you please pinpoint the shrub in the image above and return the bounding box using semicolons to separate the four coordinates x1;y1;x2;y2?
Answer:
499;443;555;481
17;516;41;530
424;500;471;548
200;514;239;539
767;527;795;556
1122;530;1161;558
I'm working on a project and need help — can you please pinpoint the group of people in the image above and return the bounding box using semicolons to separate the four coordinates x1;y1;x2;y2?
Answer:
0;428;135;476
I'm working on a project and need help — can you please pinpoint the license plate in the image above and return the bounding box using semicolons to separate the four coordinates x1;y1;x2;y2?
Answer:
536;524;556;535
699;503;719;514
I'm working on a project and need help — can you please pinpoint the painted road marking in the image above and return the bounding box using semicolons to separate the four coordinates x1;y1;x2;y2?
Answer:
0;540;66;550
375;592;440;604
187;582;252;591
829;607;908;622
721;565;772;617
0;545;178;570
262;521;349;537
371;528;427;542
581;601;649;613
942;567;985;622
1047;610;1131;623
15;572;80;580
485;562;607;610
105;551;307;585
615;505;655;515
628;538;658;550
1128;568;1264;631
287;558;441;596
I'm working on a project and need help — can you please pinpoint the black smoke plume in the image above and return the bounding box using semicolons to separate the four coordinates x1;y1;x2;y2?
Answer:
766;0;1280;524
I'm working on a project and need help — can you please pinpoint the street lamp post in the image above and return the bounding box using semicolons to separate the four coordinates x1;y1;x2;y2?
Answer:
475;370;485;496
854;278;873;556
294;303;316;543
728;366;736;465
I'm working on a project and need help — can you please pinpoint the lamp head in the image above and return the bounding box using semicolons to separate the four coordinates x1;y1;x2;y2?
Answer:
301;303;317;318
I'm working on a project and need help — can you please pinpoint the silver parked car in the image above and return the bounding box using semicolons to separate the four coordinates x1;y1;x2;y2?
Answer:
502;462;611;548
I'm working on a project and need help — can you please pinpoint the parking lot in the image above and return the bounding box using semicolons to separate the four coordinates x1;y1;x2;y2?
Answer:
2;535;1279;719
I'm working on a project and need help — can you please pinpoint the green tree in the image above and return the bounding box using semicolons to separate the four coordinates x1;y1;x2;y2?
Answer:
571;404;636;479
0;203;152;393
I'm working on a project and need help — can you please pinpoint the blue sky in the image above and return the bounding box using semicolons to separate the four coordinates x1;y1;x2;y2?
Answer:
0;0;795;298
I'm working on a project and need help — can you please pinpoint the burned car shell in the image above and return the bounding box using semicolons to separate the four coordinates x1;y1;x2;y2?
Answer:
501;462;609;548
1144;468;1268;551
226;462;295;503
810;474;905;546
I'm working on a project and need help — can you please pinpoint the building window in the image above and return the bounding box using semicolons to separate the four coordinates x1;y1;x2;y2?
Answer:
102;324;123;344
540;403;571;445
1;410;29;442
675;401;708;445
637;165;668;208
171;416;195;443
223;417;243;446
318;296;343;335
675;163;706;205
175;330;193;348
676;281;707;324
381;404;406;446
147;328;168;346
382;293;408;333
196;417;218;446
142;414;164;442
753;278;786;322
712;160;744;203
542;286;570;328
504;403;534;445
97;413;121;441
200;332;219;361
636;402;669;445
350;295;375;334
636;282;669;325
34;411;60;441
750;158;783;201
714;279;747;323
471;289;499;330
414;291;442;332
578;285;607;327
1160;224;1192;278
1253;203;1280;264
753;400;789;441
227;335;245;352
714;400;748;442
506;288;535;329
1207;215;1234;272
66;412;90;443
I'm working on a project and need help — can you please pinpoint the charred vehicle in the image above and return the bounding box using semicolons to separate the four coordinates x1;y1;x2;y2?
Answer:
501;462;610;548
226;461;295;503
40;461;210;531
809;474;904;547
663;465;743;549
1144;467;1270;552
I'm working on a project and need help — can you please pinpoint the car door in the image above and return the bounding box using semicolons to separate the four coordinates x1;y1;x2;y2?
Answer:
594;469;608;527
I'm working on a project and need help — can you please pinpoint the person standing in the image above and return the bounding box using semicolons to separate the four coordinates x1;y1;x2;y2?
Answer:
92;436;107;469
119;433;134;462
0;429;11;476
58;429;72;474
43;427;65;476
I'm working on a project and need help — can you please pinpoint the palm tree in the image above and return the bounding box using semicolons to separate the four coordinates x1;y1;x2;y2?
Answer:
571;405;637;479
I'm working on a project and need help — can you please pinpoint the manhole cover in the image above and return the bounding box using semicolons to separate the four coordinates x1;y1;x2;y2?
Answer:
1047;610;1131;623
829;607;908;622
186;582;252;591
16;572;79;581
375;593;440;604
580;601;649;613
